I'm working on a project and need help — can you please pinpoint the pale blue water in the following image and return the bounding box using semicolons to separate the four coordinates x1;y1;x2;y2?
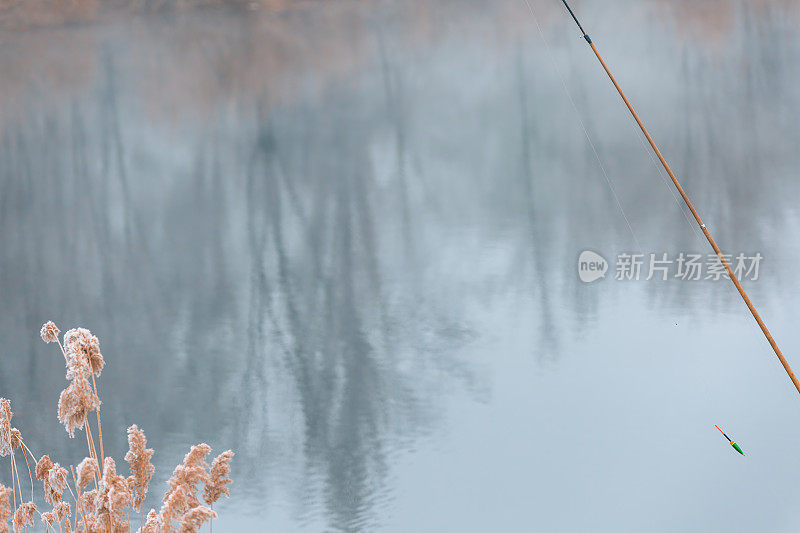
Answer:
2;1;800;531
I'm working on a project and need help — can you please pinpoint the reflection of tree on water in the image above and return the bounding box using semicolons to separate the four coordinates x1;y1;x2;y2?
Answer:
514;40;558;360
237;95;472;529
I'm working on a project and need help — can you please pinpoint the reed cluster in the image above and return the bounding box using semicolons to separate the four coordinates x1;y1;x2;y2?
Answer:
0;321;233;532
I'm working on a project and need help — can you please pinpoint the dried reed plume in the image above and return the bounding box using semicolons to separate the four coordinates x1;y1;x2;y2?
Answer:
53;501;70;522
0;400;13;457
155;444;213;532
177;506;216;533
202;450;232;533
39;511;54;528
125;425;154;513
12;501;36;532
57;376;100;438
63;328;104;378
39;322;59;344
34;456;53;481
141;510;163;533
203;451;233;507
94;457;133;530
0;321;235;532
8;431;21;454
0;484;11;533
76;457;98;491
35;455;68;505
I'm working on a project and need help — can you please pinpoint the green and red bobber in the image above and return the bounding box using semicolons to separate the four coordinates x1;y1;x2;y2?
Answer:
715;425;744;455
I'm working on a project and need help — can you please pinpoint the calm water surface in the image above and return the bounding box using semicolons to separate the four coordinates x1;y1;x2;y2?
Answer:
2;1;800;531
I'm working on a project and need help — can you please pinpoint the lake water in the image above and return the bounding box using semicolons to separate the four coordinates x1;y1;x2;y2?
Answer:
2;0;800;531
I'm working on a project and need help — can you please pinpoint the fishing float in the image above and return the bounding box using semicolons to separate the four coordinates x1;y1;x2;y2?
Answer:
715;425;745;455
556;0;800;400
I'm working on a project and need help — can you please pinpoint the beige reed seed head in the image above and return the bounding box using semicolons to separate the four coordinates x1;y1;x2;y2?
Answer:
165;443;211;498
57;376;100;437
159;443;212;530
94;457;133;527
0;483;11;533
44;463;69;505
35;455;53;480
79;489;98;516
0;399;12;457
160;489;189;532
63;327;104;378
182;444;211;470
40;511;55;527
49;464;69;493
142;509;163;533
11;502;36;532
40;321;60;344
78;512;103;533
76;457;98;490
178;505;217;533
37;454;71;505
203;450;234;506
8;429;21;451
54;500;70;521
125;424;155;512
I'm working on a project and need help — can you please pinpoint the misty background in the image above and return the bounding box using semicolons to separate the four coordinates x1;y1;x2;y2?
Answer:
2;0;800;530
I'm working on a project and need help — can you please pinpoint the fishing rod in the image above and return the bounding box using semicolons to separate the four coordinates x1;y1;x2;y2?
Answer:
557;0;800;399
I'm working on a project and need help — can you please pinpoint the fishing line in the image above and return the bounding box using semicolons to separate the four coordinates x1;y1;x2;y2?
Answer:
525;0;701;246
522;0;643;254
625;90;705;243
